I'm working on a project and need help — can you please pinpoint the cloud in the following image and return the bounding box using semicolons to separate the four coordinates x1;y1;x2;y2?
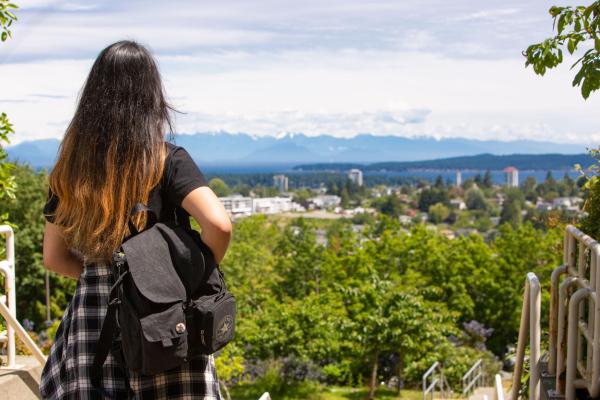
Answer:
176;108;431;137
29;93;69;99
455;8;520;21
4;0;557;62
2;0;599;147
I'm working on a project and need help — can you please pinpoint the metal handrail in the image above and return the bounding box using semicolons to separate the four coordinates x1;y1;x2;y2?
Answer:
494;374;505;400
462;358;484;396
511;272;541;400
547;225;600;399
422;361;449;400
0;225;16;367
0;225;46;367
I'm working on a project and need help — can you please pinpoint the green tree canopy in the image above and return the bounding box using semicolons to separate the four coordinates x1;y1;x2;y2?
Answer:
428;202;450;224
524;2;600;99
208;178;231;197
465;188;488;211
0;1;18;216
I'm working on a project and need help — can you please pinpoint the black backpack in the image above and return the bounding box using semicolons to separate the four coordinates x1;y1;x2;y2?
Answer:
90;204;236;389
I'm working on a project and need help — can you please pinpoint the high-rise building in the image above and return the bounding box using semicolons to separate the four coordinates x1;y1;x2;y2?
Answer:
504;166;519;187
456;170;462;187
273;174;288;192
348;169;363;187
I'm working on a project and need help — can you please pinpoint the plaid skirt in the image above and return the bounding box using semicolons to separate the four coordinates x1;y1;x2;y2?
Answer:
39;264;222;399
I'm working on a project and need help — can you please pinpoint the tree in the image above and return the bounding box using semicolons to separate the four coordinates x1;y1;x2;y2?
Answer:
340;187;350;208
428;202;450;224
0;113;15;211
372;195;403;217
482;170;493;188
340;270;454;398
561;172;577;196
524;2;600;99
292;188;312;208
500;201;522;228
0;0;17;42
523;2;600;238
579;149;600;238
523;176;537;193
0;1;18;213
273;218;324;298
208;178;231;197
465;188;488;211
418;188;449;212
434;175;444;188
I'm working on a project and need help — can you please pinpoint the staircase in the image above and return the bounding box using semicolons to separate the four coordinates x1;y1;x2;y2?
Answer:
1;226;46;399
468;386;495;400
0;355;43;399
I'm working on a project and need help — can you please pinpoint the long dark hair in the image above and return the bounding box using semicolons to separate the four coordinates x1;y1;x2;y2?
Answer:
48;40;172;262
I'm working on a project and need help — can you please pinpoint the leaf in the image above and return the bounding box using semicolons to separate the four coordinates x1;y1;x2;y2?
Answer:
550;6;564;18
568;38;577;54
582;77;592;99
557;14;567;34
1;31;6;41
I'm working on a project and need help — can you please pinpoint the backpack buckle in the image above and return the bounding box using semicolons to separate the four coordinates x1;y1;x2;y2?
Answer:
113;251;126;266
108;297;121;307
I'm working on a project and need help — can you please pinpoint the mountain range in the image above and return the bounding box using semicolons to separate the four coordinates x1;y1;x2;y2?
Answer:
6;132;590;169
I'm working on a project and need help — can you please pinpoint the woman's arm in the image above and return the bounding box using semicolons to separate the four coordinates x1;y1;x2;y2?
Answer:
43;222;84;279
181;186;232;263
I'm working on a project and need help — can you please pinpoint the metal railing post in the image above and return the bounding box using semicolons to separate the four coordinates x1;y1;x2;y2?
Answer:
511;273;540;400
565;288;593;400
494;374;505;400
462;359;483;397
549;264;568;373
0;224;47;367
529;272;541;400
423;361;445;400
0;225;16;368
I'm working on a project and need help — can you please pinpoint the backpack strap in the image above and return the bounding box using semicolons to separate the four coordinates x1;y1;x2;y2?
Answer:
90;267;128;393
128;203;158;235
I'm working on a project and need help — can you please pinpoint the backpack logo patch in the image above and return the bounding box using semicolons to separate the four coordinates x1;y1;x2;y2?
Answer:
217;315;233;340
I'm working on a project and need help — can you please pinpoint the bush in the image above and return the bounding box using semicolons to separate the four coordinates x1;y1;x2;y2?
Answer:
231;359;322;400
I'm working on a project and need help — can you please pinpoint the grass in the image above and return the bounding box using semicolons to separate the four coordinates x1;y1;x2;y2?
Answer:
319;386;424;400
229;383;431;400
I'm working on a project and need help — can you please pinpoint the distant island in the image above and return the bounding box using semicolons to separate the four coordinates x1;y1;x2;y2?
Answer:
293;153;594;172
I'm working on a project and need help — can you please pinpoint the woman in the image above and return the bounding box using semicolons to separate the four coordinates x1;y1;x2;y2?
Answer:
40;40;232;399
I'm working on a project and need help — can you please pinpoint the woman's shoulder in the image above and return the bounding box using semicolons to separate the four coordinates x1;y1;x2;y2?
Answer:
161;142;208;205
165;141;180;155
164;142;196;170
165;141;194;159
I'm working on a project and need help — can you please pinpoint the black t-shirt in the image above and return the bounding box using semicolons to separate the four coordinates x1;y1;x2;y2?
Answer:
44;143;208;226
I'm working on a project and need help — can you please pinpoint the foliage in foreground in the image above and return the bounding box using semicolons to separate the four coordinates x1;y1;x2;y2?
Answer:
0;165;563;396
524;2;600;99
217;215;560;395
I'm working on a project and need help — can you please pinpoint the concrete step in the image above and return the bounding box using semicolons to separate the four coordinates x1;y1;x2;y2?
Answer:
0;355;43;400
469;386;496;400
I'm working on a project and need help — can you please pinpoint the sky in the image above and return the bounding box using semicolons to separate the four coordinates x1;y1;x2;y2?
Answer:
1;0;599;146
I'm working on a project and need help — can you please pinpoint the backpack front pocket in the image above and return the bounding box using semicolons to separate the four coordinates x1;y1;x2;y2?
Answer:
137;301;189;375
188;292;236;355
